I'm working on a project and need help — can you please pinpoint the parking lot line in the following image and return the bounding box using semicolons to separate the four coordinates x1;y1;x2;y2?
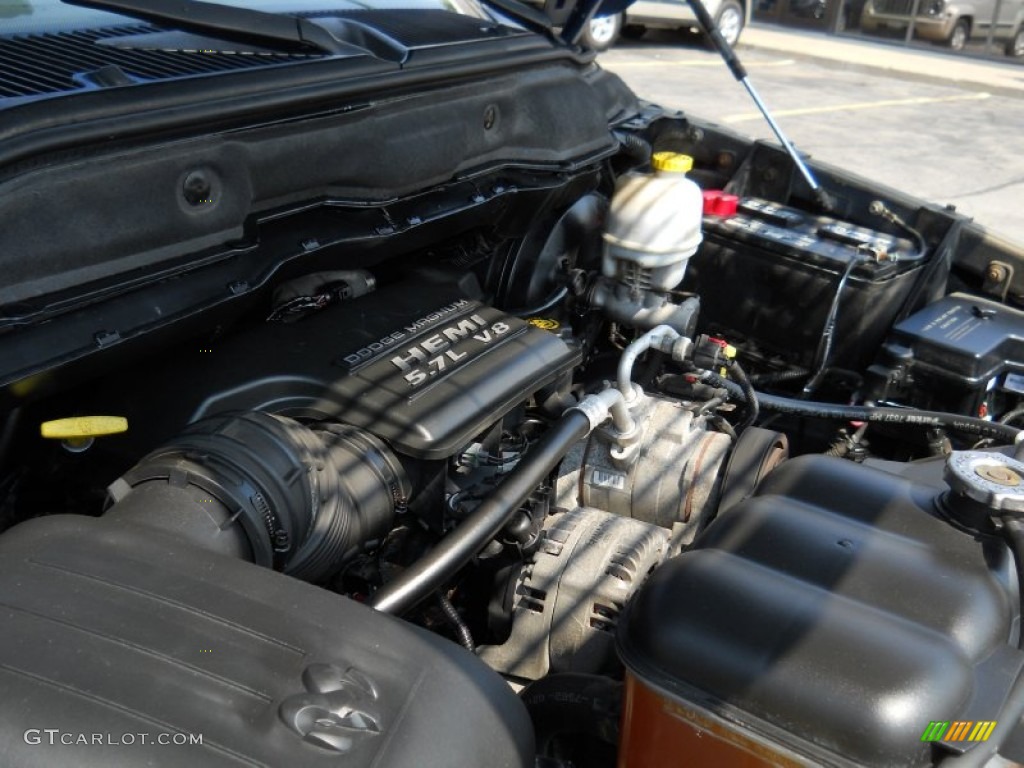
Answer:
607;58;796;68
722;91;992;123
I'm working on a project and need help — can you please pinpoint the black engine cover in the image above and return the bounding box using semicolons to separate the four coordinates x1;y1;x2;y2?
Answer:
0;514;534;768
96;277;578;461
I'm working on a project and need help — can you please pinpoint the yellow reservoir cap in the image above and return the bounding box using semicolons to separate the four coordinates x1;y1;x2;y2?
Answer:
651;152;694;174
41;416;128;440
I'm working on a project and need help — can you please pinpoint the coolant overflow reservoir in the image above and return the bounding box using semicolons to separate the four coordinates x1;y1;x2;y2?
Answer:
603;151;704;291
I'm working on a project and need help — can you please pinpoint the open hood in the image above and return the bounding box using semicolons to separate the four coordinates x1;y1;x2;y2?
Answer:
2;3;1024;768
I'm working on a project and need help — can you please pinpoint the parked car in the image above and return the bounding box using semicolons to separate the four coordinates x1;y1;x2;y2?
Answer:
861;0;1024;53
3;1;1024;767
571;0;747;50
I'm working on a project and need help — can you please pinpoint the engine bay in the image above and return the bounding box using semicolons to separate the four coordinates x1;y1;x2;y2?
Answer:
3;78;1024;766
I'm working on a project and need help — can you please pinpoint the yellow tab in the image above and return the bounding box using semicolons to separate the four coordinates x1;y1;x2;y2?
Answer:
724;345;737;359
41;416;128;440
528;318;560;330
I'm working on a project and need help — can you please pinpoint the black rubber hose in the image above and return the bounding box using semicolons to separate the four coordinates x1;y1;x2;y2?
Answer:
700;367;758;430
436;592;475;652
369;410;592;615
1003;516;1024;652
726;358;759;431
701;374;1021;443
613;131;653;167
759;393;1021;443
750;368;809;386
699;370;744;400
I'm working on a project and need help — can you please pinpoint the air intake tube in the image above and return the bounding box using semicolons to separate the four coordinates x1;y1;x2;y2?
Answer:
104;411;409;583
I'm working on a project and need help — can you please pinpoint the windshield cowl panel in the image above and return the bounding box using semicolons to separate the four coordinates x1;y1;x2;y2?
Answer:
0;3;530;106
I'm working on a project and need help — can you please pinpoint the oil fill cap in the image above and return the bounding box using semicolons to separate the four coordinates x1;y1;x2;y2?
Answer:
651;152;693;173
945;451;1024;514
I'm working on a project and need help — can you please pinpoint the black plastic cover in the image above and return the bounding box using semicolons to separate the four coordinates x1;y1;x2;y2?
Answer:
104;279;579;460
887;292;1024;387
618;455;1018;767
0;514;533;768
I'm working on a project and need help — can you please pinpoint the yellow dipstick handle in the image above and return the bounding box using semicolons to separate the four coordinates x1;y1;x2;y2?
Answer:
40;416;128;440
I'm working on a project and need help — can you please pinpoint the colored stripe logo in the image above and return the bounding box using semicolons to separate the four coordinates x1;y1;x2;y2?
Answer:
921;721;997;742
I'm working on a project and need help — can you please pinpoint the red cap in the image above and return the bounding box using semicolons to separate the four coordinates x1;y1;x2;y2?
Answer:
702;190;739;217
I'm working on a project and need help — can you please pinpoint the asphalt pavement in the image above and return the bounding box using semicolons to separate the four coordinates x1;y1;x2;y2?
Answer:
599;27;1024;244
740;24;1024;97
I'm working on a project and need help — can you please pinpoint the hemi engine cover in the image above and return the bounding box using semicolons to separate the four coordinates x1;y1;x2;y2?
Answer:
96;278;579;460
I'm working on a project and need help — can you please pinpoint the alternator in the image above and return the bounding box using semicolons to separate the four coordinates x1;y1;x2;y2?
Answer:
478;506;667;680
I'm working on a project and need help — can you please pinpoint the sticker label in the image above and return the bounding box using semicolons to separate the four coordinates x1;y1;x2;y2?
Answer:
591;469;627;491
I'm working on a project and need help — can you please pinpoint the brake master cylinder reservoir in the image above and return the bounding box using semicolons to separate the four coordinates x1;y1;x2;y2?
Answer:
603;152;704;291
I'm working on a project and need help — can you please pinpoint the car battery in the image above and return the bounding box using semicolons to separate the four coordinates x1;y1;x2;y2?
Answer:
876;292;1024;418
683;197;921;370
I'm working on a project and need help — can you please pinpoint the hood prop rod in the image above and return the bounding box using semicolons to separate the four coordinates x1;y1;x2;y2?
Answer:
686;0;832;211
